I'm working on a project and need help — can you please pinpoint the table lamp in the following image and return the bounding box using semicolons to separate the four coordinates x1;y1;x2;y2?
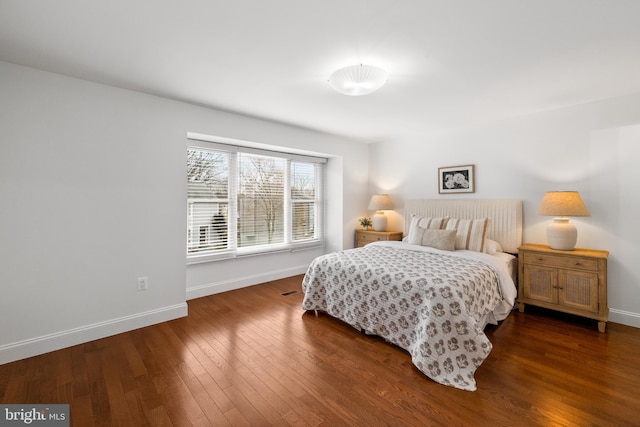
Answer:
536;191;590;250
368;194;394;231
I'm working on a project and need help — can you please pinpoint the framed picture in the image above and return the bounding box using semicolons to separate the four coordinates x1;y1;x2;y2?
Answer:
438;164;475;194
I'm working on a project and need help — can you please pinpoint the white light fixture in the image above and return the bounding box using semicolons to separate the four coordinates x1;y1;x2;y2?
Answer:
328;64;387;96
368;194;394;231
536;191;590;251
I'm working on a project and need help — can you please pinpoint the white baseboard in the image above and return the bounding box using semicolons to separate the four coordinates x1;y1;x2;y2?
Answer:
186;265;308;300
608;308;640;329
0;303;188;365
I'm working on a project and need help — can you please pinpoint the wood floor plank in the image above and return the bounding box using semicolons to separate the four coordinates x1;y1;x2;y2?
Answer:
2;275;640;426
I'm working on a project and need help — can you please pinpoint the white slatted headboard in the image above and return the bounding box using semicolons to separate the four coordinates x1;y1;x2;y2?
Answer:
404;199;523;253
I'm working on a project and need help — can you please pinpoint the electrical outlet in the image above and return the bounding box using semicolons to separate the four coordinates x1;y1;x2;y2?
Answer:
137;276;148;291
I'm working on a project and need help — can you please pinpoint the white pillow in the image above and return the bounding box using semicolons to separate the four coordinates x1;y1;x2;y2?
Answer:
484;239;503;255
445;218;490;252
407;216;449;245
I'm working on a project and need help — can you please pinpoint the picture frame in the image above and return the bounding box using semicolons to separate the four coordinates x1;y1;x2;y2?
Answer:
438;164;475;194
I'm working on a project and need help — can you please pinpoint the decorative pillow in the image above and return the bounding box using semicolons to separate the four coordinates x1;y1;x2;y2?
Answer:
420;229;457;251
446;218;490;252
484;238;503;255
407;216;449;245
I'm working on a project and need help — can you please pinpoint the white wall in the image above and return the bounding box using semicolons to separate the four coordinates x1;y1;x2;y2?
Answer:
368;93;640;328
0;61;368;363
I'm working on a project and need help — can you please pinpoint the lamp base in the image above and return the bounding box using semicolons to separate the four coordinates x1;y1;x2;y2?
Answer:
372;211;387;231
547;217;577;250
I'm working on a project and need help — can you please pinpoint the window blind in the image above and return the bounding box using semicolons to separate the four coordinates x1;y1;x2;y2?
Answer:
237;153;285;248
291;161;319;242
187;149;230;255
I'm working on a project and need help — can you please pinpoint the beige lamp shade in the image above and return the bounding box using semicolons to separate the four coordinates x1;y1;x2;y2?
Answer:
536;191;590;250
536;191;590;217
368;194;394;211
368;194;394;231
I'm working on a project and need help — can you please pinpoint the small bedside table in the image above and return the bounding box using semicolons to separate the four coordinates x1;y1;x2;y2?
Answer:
518;243;609;332
355;230;402;248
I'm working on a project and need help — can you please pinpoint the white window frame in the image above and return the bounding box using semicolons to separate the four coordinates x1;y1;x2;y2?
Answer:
187;136;326;264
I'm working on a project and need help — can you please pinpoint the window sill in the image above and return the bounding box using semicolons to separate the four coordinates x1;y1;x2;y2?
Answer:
186;240;324;265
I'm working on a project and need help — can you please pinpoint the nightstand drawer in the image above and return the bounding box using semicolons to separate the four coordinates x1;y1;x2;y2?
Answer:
522;252;599;271
354;230;403;248
359;233;384;243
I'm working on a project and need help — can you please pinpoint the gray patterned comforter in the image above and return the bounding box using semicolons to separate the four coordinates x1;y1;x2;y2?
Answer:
301;241;516;391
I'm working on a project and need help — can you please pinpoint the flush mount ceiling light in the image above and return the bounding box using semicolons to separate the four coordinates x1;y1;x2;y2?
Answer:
328;64;388;96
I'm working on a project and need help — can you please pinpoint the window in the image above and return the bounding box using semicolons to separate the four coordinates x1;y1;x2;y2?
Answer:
187;149;229;254
237;153;285;247
291;161;317;241
187;139;325;261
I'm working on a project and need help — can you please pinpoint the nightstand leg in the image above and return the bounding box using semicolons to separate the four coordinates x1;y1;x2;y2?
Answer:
518;302;525;313
598;321;606;333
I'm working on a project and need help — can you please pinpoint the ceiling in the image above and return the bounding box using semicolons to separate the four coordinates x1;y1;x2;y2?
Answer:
2;0;640;143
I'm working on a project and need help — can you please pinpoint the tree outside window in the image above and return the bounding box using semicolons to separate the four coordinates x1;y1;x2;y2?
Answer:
238;154;285;247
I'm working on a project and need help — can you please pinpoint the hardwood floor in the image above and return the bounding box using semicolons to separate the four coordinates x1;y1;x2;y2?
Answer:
1;274;640;426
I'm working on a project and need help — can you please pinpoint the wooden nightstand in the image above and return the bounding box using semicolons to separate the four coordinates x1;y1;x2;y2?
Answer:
518;243;609;332
355;230;403;248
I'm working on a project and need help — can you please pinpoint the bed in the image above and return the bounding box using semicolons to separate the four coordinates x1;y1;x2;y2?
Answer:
301;199;523;391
